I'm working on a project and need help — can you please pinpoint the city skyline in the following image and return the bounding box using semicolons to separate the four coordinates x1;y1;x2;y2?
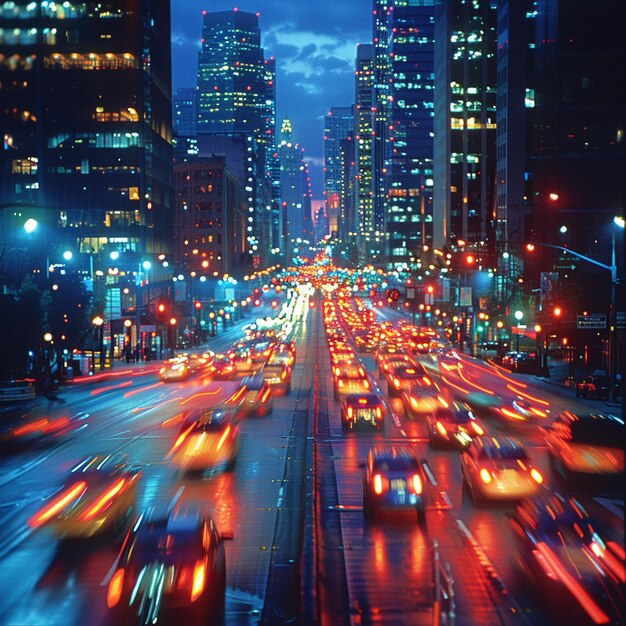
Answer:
171;0;371;197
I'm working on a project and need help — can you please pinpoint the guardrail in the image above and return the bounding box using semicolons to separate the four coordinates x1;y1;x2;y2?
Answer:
432;539;455;626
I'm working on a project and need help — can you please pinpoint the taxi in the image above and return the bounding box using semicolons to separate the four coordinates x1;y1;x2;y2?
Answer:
461;436;544;505
168;406;239;472
28;453;141;538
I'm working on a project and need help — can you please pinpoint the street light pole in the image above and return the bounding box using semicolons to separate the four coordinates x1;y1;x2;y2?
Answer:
528;224;622;402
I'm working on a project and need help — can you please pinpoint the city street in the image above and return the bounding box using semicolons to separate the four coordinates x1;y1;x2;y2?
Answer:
0;295;622;626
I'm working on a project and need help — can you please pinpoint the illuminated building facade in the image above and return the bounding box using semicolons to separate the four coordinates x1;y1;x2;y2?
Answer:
433;0;497;249
0;0;173;258
323;106;353;238
277;119;313;260
196;9;275;267
383;0;435;269
173;87;197;138
173;157;246;276
354;44;379;261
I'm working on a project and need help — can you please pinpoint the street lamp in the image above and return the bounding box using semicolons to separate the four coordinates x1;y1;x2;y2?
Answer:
514;310;523;352
527;217;623;402
92;316;104;371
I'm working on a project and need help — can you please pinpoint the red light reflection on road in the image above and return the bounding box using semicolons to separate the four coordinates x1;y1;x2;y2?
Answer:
180;388;223;405
89;380;133;396
457;365;495;396
123;382;162;398
372;527;388;575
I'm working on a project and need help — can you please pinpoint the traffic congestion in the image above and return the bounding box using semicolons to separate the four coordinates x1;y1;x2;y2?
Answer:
0;257;623;626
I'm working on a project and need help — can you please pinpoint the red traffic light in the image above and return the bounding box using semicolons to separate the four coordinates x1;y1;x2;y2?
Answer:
426;285;434;294
465;254;475;265
158;303;166;313
271;300;278;309
194;301;202;310
553;306;562;317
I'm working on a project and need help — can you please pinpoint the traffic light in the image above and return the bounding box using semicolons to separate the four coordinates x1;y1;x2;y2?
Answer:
194;301;202;310
158;303;166;314
426;285;434;294
553;306;562;317
465;254;475;265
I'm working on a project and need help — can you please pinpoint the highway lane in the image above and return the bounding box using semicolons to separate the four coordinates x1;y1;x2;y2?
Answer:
0;300;310;626
0;292;622;626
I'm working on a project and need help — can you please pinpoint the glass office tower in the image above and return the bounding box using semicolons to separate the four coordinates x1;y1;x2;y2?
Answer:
0;1;173;259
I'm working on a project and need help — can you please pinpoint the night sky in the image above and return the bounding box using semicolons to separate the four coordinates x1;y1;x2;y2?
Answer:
171;1;372;198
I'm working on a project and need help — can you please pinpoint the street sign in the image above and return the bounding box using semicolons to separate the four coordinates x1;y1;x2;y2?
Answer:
406;287;415;300
577;314;606;329
617;312;626;329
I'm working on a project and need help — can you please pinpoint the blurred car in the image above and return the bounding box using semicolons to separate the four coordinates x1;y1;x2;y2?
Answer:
107;502;227;625
545;411;624;484
211;354;236;380
340;393;384;431
261;362;292;395
400;380;442;418
333;365;371;400
575;373;619;399
426;401;487;449
231;375;273;417
507;490;625;626
461;436;544;505
384;362;428;397
0;379;36;402
159;357;190;382
168;406;239;472
28;453;141;538
363;446;427;524
497;396;550;422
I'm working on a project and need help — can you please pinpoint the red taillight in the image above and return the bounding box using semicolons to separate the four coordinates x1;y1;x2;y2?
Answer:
411;473;423;494
80;478;127;521
191;560;206;602
373;474;383;494
347;407;354;419
530;468;543;483
28;481;88;527
107;568;125;608
375;407;382;420
471;422;484;436
363;380;370;389
479;468;492;484
216;425;231;451
436;421;447;436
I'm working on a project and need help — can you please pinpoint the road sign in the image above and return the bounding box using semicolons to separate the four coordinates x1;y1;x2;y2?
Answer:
406;287;416;300
577;314;606;329
617;312;626;330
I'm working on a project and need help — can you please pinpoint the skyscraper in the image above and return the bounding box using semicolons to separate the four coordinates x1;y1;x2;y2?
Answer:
354;44;378;261
433;0;497;250
173;88;197;138
277;119;313;260
383;0;436;269
0;1;173;260
324;107;354;238
195;9;275;267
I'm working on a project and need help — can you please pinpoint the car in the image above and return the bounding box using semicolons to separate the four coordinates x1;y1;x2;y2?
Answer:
107;502;227;625
545;411;624;484
261;362;292;395
28;453;141;538
575;373;619;399
497;396;550;422
333;365;371;400
384;362;428;397
426;401;487;448
0;379;36;402
507;490;625;626
460;436;544;505
231;375;273;417
159;357;190;382
363;446;427;523
211;354;236;380
168;406;239;473
400;380;443;418
340;393;384;431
